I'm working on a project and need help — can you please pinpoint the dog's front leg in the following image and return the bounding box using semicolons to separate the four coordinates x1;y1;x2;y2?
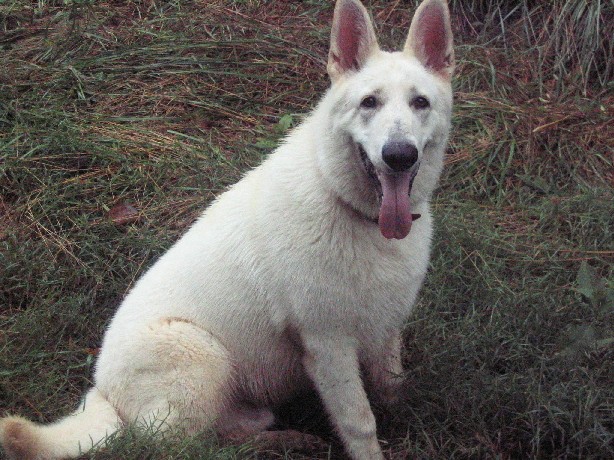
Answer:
364;329;404;411
302;335;384;460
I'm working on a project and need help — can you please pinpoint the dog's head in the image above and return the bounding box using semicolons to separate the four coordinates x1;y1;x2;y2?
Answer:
322;0;454;240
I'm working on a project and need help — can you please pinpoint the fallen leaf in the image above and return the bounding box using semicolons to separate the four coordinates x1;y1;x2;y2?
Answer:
108;202;140;225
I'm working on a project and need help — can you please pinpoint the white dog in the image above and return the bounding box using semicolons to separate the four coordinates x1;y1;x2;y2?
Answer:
0;0;454;458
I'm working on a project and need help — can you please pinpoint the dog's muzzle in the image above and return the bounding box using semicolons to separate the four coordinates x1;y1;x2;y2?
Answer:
357;143;421;239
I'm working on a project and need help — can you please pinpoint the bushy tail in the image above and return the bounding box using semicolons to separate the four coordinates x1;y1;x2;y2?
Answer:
0;388;121;460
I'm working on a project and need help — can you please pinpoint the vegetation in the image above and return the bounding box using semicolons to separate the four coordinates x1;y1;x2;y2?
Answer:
1;0;612;458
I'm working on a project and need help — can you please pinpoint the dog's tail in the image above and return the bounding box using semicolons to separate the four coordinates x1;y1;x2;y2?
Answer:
0;388;121;460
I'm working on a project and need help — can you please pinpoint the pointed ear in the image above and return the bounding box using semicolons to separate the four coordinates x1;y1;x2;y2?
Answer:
404;0;454;80
327;0;379;82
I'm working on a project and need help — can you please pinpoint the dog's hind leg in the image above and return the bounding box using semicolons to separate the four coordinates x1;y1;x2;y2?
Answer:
97;317;234;437
216;405;329;455
215;404;275;440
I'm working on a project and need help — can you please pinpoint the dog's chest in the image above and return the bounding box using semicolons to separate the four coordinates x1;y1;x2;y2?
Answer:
266;225;430;336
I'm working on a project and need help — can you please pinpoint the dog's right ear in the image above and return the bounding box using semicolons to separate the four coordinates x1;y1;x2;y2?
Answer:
327;0;378;82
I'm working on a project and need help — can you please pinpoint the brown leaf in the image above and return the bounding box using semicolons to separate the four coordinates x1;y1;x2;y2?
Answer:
108;202;140;225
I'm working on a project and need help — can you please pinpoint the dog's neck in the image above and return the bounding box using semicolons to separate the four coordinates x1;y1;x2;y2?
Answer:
336;195;379;225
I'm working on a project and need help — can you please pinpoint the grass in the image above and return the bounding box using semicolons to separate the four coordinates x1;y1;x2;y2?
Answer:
1;0;612;458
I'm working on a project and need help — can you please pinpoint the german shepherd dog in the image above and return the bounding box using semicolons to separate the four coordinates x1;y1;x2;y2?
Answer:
0;1;454;458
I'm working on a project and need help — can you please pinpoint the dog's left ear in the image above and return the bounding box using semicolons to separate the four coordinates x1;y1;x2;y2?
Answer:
404;0;454;80
328;0;379;82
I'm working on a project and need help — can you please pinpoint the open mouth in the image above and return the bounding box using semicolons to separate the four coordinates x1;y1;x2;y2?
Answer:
358;144;382;196
358;144;421;240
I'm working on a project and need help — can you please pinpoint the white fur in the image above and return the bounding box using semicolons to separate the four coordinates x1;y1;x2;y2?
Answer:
0;1;454;459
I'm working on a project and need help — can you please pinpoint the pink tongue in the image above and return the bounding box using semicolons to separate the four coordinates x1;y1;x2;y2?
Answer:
377;172;413;240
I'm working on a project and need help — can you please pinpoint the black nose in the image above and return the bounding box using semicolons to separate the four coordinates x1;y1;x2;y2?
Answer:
382;141;419;172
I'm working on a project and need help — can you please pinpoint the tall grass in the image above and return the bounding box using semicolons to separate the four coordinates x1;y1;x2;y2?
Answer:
1;0;612;458
449;0;613;94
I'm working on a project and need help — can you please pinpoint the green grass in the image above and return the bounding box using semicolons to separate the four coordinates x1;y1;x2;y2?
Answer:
1;0;612;458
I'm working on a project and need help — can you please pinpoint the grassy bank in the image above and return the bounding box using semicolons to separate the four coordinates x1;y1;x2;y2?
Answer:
1;0;612;458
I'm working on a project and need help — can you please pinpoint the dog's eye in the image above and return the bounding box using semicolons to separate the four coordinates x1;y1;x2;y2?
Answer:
412;96;430;109
360;96;378;109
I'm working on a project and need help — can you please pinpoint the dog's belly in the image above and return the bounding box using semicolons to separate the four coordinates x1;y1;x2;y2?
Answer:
230;330;310;407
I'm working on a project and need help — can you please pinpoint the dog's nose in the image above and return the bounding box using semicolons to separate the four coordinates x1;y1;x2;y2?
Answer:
382;141;419;172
